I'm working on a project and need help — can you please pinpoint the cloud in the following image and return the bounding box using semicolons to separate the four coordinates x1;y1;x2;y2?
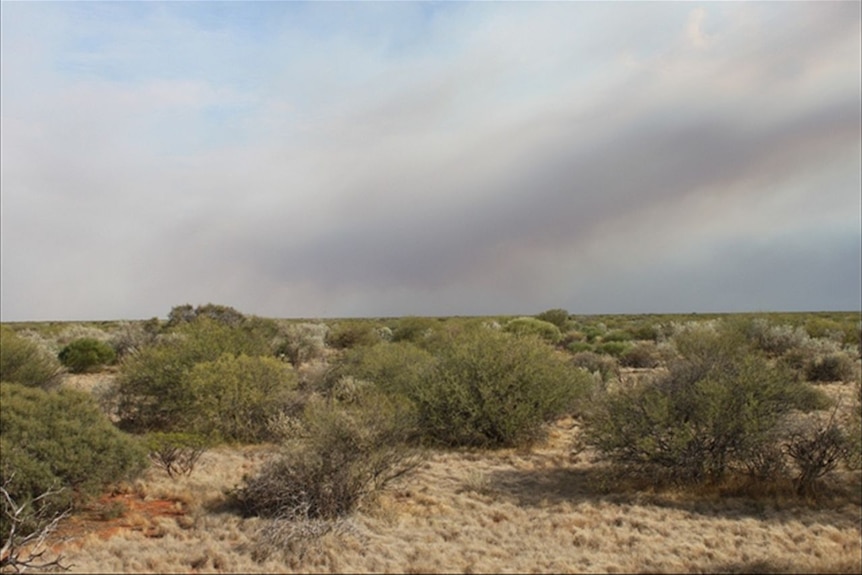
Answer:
1;1;859;321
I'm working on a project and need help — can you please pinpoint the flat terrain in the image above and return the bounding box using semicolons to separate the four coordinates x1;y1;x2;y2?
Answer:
47;374;862;574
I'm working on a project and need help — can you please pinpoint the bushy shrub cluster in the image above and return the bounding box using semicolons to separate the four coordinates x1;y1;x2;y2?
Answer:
58;338;116;373
185;354;300;443
582;324;833;485
166;303;247;328
0;328;63;389
325;321;381;349
534;308;570;330
570;351;620;383
114;316;282;437
391;316;438;344
0;383;147;536
503;317;562;345
804;353;856;382
275;322;329;365
618;341;662;368
109;318;161;358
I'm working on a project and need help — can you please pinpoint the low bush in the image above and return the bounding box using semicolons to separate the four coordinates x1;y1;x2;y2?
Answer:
619;341;662;368
325;321;381;349
145;432;209;479
804;353;856;382
410;329;592;447
232;389;420;521
185;354;300;443
582;326;830;484
784;413;852;497
503;317;562;345
596;341;631;358
167;303;247;328
601;330;632;343
743;318;810;357
534;308;570;330
115;317;272;433
58;338;117;373
333;341;436;398
391;316;438;345
0;328;63;389
571;351;619;383
109;319;161;358
275;322;329;366
0;383;148;537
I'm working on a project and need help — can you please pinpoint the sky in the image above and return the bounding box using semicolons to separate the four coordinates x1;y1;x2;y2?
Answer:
1;1;860;322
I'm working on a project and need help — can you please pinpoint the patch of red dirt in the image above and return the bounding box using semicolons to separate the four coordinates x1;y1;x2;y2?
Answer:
51;493;189;550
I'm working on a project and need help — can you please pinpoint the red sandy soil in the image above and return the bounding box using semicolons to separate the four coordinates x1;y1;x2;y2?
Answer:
51;493;189;551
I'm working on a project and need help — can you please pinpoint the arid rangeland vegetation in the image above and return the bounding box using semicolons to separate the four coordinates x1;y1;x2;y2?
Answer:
2;306;860;573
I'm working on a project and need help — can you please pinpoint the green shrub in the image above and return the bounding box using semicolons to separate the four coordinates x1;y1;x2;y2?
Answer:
411;329;592;447
627;322;660;342
804;353;856;382
232;389;420;521
0;382;148;536
167;303;247;328
115;317;272;433
0;328;63;389
601;330;632;343
58;338;117;373
503;317;562;345
535;308;570;330
334;341;436;398
275;322;329;365
185;354;300;443
582;341;829;483
619;341;662;368
325;321;381;349
566;341;594;354
391;316;438;344
570;351;619;383
596;341;631;358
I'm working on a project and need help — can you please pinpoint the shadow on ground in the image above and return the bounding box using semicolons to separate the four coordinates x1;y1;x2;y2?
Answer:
484;465;862;530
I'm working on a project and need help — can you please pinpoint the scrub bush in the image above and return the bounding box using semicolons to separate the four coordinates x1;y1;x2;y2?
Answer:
0;383;147;537
326;321;381;349
412;329;591;447
114;317;272;433
58;338;116;373
503;317;562;345
185;354;300;443
275;322;329;365
535;308;570;330
571;351;619;383
619;341;662;368
391;316;438;344
804;353;856;382
333;341;435;399
0;328;63;389
232;389;420;521
145;432;209;479
582;326;829;484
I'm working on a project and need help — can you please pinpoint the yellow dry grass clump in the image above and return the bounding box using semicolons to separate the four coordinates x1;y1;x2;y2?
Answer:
50;412;861;574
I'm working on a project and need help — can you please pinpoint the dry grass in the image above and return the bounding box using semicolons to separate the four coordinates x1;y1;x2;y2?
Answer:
45;408;861;574
34;370;860;573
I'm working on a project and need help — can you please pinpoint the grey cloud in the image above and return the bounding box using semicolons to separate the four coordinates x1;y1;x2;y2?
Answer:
1;2;859;320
